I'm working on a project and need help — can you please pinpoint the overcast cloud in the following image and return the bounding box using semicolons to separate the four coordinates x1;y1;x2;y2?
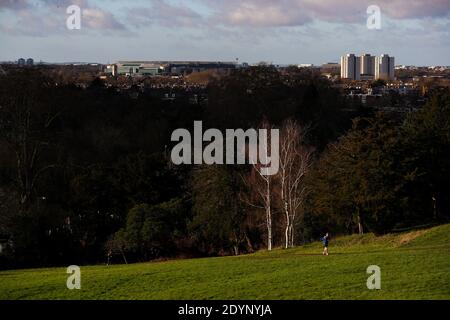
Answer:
0;0;449;65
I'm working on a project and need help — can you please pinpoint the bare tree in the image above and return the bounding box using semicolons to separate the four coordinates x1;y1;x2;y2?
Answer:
241;120;275;251
0;73;62;210
248;162;274;251
105;230;129;265
279;120;313;248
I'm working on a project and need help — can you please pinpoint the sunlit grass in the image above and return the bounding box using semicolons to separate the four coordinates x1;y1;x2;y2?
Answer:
1;224;449;300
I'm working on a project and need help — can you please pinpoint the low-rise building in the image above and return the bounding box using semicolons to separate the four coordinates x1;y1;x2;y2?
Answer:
110;61;237;77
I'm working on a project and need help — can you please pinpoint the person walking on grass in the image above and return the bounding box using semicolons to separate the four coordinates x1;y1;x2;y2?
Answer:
321;233;330;256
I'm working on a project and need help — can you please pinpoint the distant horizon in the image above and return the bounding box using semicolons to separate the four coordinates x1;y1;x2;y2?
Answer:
1;1;449;67
2;58;450;68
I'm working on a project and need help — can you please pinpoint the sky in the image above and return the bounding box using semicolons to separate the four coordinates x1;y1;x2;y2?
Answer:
0;0;449;66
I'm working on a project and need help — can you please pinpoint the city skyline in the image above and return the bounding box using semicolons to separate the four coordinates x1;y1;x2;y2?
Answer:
0;0;449;65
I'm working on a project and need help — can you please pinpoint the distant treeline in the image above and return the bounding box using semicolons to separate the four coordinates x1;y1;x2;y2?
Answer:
0;67;448;269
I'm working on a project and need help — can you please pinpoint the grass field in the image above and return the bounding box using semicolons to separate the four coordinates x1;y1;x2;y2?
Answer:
1;224;449;300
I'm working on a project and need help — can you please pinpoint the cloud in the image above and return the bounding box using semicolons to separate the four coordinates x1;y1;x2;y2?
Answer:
126;0;202;28
0;0;126;35
1;0;449;37
223;1;312;27
0;0;88;11
83;8;126;30
378;0;450;19
199;0;450;27
0;4;66;36
0;0;29;10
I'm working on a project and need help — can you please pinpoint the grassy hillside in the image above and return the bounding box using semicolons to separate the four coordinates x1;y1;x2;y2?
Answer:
1;224;449;300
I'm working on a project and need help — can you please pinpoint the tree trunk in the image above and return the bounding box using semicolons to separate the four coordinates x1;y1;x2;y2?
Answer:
284;203;290;249
267;205;272;251
266;179;272;251
245;232;254;253
289;224;294;247
120;249;128;264
357;213;364;235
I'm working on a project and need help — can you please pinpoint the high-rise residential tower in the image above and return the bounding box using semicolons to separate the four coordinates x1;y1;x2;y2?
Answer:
360;54;375;76
375;54;395;80
340;54;361;80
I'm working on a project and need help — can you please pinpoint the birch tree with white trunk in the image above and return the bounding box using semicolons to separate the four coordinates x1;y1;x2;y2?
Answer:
279;120;313;248
242;120;275;251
